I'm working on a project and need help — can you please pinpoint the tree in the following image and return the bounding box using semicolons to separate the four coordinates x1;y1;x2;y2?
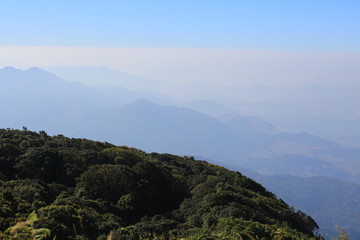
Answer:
75;164;137;203
1;211;50;240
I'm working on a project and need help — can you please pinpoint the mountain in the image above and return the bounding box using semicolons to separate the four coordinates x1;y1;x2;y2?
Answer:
46;65;360;146
1;67;360;183
191;84;360;146
158;82;360;147
0;66;111;106
57;99;358;183
0;129;321;240
66;99;253;161
2;66;360;237
0;66;115;131
45;66;360;146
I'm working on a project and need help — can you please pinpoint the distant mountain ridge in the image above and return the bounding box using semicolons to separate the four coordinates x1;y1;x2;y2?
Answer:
0;66;112;105
1;66;359;183
45;66;360;146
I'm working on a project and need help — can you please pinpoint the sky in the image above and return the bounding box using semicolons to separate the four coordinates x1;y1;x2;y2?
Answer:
0;1;359;86
1;1;359;50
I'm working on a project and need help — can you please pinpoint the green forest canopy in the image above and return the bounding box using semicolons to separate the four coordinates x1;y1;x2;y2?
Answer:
0;128;322;240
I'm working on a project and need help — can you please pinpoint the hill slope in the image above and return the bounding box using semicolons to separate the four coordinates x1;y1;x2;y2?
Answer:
0;129;321;240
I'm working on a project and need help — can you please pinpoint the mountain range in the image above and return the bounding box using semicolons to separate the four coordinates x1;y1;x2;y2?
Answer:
47;65;360;147
2;67;360;182
1;66;360;238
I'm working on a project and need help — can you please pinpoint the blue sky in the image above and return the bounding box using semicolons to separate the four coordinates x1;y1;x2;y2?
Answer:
1;1;359;51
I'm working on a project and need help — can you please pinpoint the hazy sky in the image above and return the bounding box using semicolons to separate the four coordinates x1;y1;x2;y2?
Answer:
1;47;359;87
0;1;359;86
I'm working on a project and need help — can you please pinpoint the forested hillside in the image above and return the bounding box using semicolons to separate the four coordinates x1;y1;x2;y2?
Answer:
0;129;321;239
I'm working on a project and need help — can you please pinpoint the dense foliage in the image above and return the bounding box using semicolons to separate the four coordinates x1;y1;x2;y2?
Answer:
0;129;321;239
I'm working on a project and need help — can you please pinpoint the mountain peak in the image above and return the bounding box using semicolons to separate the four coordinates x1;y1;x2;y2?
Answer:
0;66;58;78
22;67;64;83
0;66;22;72
0;67;25;80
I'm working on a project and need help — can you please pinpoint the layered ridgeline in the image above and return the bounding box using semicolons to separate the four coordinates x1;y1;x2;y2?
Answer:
1;67;360;184
0;129;321;240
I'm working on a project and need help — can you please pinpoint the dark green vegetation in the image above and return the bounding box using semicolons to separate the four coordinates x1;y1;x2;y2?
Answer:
0;129;322;239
